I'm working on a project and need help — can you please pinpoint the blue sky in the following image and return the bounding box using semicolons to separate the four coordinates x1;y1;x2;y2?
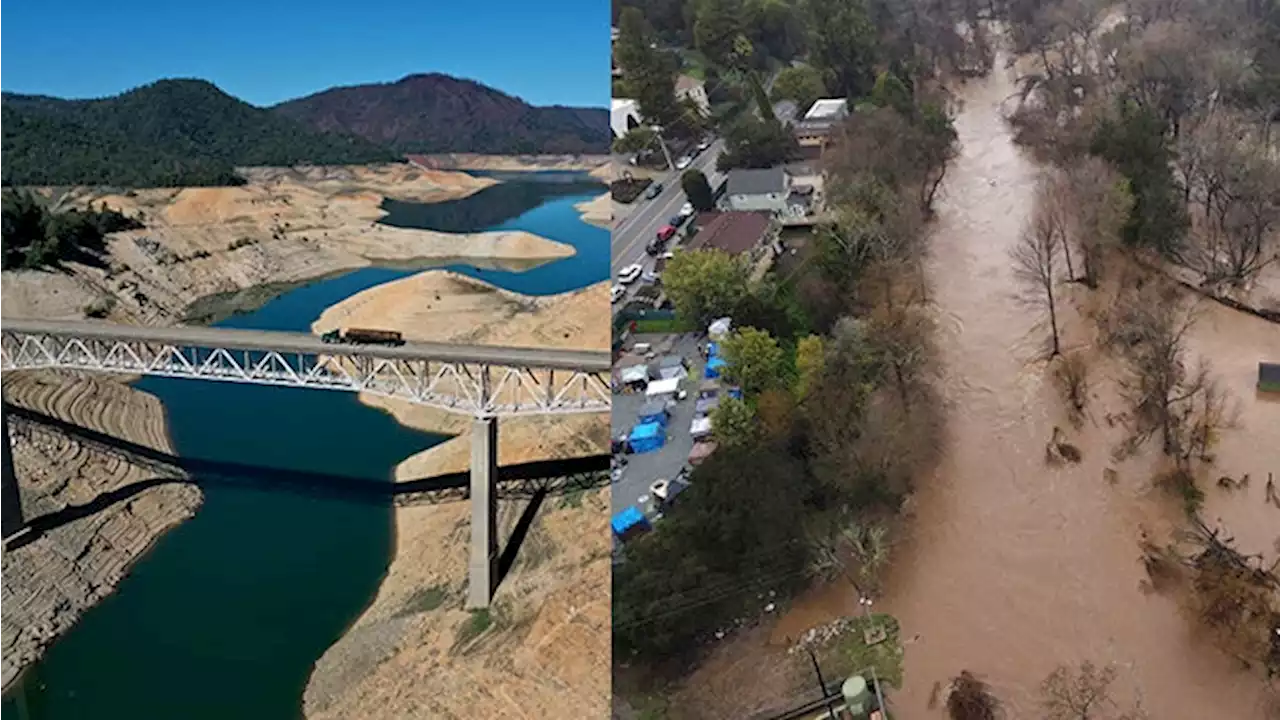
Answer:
1;0;608;108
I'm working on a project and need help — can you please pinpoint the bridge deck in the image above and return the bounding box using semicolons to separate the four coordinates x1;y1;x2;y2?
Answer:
1;317;609;371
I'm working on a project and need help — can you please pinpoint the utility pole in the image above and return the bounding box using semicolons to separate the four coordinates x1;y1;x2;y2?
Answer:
651;127;676;172
807;648;837;720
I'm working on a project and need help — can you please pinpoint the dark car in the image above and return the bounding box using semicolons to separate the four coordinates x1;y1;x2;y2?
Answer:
669;214;686;227
645;182;663;200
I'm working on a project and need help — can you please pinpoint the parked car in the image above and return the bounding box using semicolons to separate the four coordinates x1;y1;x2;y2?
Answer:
675;156;692;170
618;264;643;284
657;225;677;242
697;138;712;152
641;269;660;284
645;182;663;200
679;202;695;219
611;284;625;303
669;214;685;227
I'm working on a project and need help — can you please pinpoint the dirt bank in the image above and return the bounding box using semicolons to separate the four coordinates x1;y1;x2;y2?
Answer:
409;153;610;175
1;371;200;692
304;271;609;718
1;165;576;325
575;193;612;229
873;58;1275;718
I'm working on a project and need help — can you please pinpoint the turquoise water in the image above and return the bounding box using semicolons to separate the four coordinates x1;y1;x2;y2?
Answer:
4;174;607;719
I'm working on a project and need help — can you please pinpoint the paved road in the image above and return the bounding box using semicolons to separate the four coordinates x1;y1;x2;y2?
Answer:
610;139;727;287
1;317;610;371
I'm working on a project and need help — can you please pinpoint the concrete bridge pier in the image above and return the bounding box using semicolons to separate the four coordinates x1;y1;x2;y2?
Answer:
2;398;26;540
466;415;499;610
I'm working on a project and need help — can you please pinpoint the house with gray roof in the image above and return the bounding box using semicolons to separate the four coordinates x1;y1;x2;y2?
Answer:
724;167;789;213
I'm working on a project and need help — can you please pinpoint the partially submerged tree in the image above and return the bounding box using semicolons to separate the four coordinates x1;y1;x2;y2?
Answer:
1011;179;1067;357
1061;158;1134;288
1040;661;1145;720
946;671;999;720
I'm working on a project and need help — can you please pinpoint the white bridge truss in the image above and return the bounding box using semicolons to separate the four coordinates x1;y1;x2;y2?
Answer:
1;330;611;418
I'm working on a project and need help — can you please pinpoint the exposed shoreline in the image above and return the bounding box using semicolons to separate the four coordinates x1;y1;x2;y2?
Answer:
575;193;612;229
303;271;610;718
0;165;576;695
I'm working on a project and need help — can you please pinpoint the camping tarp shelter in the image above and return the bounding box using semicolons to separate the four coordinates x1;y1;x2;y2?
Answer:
704;357;727;379
698;379;720;397
629;421;666;454
707;342;720;358
645;377;681;398
695;394;721;415
637;399;670;425
688;441;717;465
654;355;689;380
690;415;713;439
619;364;649;385
612;506;650;539
708;317;732;339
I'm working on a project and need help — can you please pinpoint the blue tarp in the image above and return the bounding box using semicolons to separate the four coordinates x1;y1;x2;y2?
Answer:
629;421;666;454
638;407;669;426
612;506;649;537
728;386;743;400
707;342;720;358
704;357;727;379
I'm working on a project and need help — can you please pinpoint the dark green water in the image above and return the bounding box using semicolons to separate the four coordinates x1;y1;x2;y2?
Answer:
4;174;607;719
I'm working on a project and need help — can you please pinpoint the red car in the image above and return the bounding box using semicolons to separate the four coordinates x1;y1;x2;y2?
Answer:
657;225;677;242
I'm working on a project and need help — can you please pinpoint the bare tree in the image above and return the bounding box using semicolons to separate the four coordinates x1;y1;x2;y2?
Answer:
1054;352;1091;427
1177;111;1280;289
947;670;1000;720
1011;178;1067;357
1062;158;1133;288
1041;662;1147;720
1108;286;1235;470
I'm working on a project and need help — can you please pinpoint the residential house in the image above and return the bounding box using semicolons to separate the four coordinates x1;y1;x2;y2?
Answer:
724;167;789;213
675;75;710;114
611;98;642;139
792;97;850;156
687;210;779;264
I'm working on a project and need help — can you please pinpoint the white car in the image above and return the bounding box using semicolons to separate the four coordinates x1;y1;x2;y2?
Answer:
618;264;643;284
675;156;693;170
697;139;712;151
642;270;660;284
611;284;625;303
679;202;694;218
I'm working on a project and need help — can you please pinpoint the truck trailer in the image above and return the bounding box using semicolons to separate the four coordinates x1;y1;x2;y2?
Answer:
320;328;405;346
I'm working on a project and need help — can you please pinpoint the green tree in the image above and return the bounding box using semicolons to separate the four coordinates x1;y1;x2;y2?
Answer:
771;65;828;115
695;0;749;68
805;0;880;98
662;249;750;323
869;70;913;116
716;114;799;170
616;7;683;128
613;126;658;155
681;169;716;211
794;334;826;399
749;0;806;61
721;326;787;395
712;395;758;446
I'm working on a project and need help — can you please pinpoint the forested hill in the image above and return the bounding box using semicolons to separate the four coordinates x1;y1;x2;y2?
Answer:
1;79;399;188
271;73;610;155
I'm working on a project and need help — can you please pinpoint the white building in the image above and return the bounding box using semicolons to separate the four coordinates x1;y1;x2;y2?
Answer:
724;167;789;214
675;75;710;114
804;98;849;121
611;98;643;139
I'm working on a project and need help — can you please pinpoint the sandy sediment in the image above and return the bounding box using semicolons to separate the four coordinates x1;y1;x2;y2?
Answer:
575;193;612;229
303;271;610;718
0;371;201;691
409;153;610;174
2;165;573;325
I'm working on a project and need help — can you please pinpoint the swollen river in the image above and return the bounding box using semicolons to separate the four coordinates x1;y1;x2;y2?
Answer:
874;62;1279;717
3;174;607;719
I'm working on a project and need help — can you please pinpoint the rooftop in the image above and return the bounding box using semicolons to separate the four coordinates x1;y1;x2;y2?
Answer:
675;75;704;92
688;211;773;255
773;100;799;124
805;98;849;120
726;167;787;196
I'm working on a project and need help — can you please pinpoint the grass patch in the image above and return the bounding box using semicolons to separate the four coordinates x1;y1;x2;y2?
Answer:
398;584;449;617
453;608;495;651
559;485;588;509
811;613;905;690
632;316;697;334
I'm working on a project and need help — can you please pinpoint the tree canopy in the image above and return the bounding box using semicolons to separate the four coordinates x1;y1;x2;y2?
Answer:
662;248;751;323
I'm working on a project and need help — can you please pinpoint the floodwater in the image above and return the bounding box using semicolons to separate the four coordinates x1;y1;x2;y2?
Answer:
870;60;1279;717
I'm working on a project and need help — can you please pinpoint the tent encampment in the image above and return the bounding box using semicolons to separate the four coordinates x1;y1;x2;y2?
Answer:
706;342;720;358
704;357;727;379
654;355;689;380
629;421;666;454
695;394;721;415
708;317;732;339
619;364;649;386
688;441;717;465
612;506;651;540
637;399;669;425
690;415;713;439
645;377;682;398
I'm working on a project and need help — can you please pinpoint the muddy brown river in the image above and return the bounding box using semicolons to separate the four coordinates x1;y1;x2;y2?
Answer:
850;63;1280;717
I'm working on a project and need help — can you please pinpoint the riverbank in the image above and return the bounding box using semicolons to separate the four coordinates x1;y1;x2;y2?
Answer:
304;270;610;717
408;153;609;177
0;371;200;692
0;165;582;700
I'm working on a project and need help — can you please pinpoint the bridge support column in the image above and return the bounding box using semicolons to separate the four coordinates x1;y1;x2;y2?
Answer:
2;398;26;541
466;416;499;610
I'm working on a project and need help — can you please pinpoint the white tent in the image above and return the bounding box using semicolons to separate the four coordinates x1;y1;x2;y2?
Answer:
690;415;713;438
645;377;681;398
619;364;649;384
708;317;732;339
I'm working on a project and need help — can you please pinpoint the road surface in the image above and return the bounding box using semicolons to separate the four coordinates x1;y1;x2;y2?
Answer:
0;317;611;371
610;139;727;294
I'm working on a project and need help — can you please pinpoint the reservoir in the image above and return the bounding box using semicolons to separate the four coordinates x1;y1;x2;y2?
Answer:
3;173;607;719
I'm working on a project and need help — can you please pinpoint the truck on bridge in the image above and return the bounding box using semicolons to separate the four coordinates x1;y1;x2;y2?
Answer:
320;328;405;346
